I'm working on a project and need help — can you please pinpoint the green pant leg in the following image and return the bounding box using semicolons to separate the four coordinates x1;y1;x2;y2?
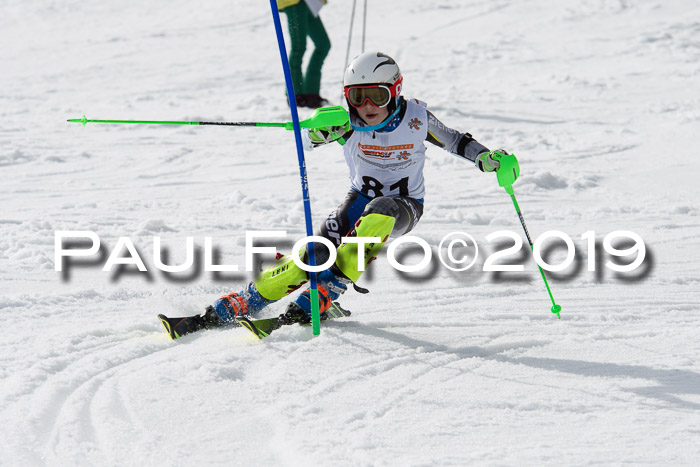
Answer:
254;250;309;301
282;3;308;95
303;8;330;94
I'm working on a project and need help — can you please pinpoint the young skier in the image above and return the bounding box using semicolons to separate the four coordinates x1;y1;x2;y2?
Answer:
161;51;512;338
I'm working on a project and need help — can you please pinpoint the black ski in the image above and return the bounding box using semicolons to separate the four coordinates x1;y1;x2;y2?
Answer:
236;302;352;340
159;303;351;340
158;306;223;340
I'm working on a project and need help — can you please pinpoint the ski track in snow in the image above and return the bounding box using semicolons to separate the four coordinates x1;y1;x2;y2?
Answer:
2;0;700;465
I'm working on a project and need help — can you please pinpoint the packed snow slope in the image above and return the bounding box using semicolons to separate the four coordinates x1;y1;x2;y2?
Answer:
2;1;700;465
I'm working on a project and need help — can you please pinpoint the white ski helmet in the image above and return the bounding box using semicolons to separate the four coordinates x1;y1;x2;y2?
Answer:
343;52;403;111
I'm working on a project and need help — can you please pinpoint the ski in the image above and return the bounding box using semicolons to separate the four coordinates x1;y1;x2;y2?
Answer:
236;302;352;340
158;314;205;340
158;306;223;340
159;302;351;341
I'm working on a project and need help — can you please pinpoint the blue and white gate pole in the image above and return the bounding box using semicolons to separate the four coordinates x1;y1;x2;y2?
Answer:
268;0;322;335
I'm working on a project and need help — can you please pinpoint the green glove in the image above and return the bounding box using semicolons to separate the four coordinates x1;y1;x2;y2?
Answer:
491;150;520;190
475;149;507;172
307;121;352;147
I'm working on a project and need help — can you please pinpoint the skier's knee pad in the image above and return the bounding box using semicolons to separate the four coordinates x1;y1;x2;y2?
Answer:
365;196;423;237
254;250;309;301
363;196;400;219
335;212;396;282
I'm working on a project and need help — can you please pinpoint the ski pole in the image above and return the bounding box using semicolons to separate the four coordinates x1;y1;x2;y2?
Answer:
341;0;358;102
67;105;349;131
361;0;367;52
493;152;562;318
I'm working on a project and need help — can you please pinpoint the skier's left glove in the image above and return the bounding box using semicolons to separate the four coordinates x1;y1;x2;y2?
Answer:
306;121;352;147
475;149;508;173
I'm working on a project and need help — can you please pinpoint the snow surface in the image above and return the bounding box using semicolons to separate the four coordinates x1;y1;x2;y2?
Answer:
2;0;700;465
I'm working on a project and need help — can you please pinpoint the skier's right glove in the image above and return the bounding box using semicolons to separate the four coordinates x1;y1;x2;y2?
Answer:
474;149;507;172
306;121;352;147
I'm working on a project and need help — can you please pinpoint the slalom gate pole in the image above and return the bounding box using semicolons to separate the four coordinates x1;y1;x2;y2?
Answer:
268;0;322;335
495;153;562;318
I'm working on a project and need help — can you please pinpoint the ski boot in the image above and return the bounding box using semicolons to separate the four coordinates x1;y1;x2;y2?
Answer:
159;283;273;340
212;282;271;324
283;266;352;320
277;303;313;326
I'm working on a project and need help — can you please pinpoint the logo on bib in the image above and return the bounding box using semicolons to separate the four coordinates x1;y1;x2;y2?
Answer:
358;143;414;160
408;118;423;131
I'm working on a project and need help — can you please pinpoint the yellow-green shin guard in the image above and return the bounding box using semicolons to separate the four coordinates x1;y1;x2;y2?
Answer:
254;250;309;301
335;213;396;283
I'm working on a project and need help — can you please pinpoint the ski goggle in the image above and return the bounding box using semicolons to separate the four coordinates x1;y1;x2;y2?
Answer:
344;77;403;108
